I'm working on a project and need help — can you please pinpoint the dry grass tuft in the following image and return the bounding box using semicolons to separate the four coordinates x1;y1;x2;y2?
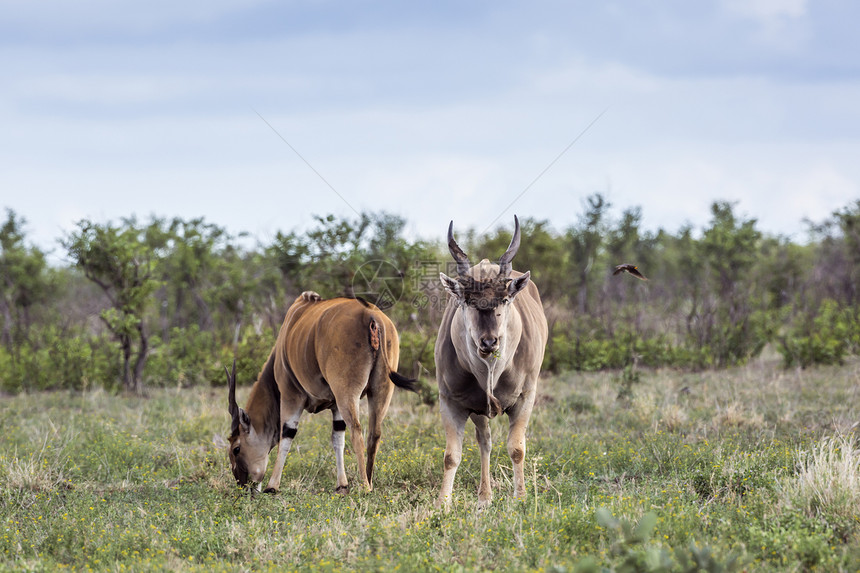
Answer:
4;440;71;492
780;433;860;523
658;403;689;433
715;402;764;430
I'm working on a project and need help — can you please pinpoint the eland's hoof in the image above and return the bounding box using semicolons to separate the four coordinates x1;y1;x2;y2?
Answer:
263;487;278;494
334;485;349;495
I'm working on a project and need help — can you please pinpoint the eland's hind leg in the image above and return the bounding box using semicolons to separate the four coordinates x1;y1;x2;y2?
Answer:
336;392;370;491
331;408;349;493
506;389;536;500
365;378;395;490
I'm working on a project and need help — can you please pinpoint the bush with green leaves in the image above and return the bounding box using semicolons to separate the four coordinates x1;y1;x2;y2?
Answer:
779;299;860;368
4;200;860;395
0;327;118;392
395;328;438;404
145;326;218;387
546;322;700;372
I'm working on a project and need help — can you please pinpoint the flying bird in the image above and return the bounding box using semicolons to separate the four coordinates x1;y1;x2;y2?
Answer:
613;264;648;281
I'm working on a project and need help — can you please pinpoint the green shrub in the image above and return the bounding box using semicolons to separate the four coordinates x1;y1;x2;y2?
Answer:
0;327;117;393
208;326;276;387
143;325;275;388
779;300;858;368
686;308;774;369
545;323;694;372
145;325;217;387
396;328;435;379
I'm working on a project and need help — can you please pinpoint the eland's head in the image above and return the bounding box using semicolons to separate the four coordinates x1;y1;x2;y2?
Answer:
440;216;531;360
225;360;275;488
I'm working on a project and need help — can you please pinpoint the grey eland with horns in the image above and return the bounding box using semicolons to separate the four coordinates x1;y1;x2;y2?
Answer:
435;215;548;508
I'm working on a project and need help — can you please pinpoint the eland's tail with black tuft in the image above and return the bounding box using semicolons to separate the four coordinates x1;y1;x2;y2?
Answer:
367;315;417;393
389;370;418;392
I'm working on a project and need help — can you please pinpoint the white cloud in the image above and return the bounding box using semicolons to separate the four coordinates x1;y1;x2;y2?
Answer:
1;0;271;35
722;0;808;21
2;0;859;255
720;0;810;50
14;74;207;107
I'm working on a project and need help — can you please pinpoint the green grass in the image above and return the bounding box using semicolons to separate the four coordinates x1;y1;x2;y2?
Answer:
1;358;859;572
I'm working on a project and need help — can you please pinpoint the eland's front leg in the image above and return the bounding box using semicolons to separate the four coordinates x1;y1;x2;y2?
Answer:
470;413;493;508
437;397;468;508
264;403;304;493
506;392;536;500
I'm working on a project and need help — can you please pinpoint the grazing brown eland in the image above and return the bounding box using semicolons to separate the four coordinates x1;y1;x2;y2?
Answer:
435;215;548;508
226;290;416;493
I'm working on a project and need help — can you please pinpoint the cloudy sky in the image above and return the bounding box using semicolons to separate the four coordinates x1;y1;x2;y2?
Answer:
2;0;858;259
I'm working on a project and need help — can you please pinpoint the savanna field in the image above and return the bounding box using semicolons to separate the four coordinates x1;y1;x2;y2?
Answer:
1;357;858;572
2;121;860;573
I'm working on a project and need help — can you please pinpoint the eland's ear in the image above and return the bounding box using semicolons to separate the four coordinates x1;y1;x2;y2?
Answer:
236;408;251;434
507;271;530;299
440;272;464;299
231;408;251;436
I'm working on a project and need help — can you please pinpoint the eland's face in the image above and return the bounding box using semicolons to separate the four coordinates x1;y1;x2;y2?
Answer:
227;416;271;488
225;360;272;489
464;298;506;359
459;280;509;358
442;215;528;362
441;272;531;360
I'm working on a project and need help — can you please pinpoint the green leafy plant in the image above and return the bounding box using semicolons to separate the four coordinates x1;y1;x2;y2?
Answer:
570;508;742;573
